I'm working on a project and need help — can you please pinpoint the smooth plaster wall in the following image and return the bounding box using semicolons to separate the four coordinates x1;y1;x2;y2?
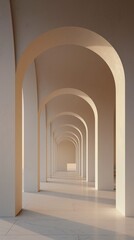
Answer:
40;107;47;182
35;46;115;110
3;0;134;216
0;0;16;216
10;0;134;62
46;123;52;178
57;140;76;171
23;62;38;192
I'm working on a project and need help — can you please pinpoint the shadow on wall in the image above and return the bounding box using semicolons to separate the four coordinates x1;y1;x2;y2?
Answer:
4;209;134;240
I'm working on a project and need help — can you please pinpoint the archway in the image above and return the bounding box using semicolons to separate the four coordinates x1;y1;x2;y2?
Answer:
54;131;80;174
55;139;77;174
52;124;83;176
16;27;125;215
51;112;88;179
40;89;95;183
40;110;88;182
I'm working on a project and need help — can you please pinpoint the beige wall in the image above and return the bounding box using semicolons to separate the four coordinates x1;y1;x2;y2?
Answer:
40;107;47;182
23;62;38;192
53;125;82;174
57;140;76;172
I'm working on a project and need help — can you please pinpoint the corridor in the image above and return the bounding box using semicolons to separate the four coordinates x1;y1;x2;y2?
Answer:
1;173;134;240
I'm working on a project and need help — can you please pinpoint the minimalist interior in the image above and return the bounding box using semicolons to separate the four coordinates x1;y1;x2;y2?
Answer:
1;0;134;239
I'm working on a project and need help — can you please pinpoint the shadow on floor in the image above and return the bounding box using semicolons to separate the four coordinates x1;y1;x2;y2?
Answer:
4;209;134;240
46;179;86;186
39;189;115;206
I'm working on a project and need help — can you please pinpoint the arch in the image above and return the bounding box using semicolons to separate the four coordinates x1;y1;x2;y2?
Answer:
41;87;96;181
56;136;77;146
47;110;87;178
50;111;88;178
53;124;83;173
54;136;78;173
50;111;88;132
16;26;125;89
53;124;83;143
55;131;80;143
55;131;81;171
15;26;125;215
49;127;81;178
39;88;97;117
40;88;97;180
50;132;79;177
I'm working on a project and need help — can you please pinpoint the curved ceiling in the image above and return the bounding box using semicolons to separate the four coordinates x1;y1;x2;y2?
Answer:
35;45;115;107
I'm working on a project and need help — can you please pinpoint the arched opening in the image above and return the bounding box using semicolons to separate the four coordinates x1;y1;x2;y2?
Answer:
53;136;78;180
39;110;88;183
49;128;81;179
50;112;88;179
56;139;77;172
16;27;125;215
40;89;96;183
53;124;83;176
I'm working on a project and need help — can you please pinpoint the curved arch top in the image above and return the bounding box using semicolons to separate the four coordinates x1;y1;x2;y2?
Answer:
15;26;126;215
53;123;83;138
53;124;83;145
49;111;88;132
39;88;98;121
16;26;125;91
54;130;81;147
56;136;77;146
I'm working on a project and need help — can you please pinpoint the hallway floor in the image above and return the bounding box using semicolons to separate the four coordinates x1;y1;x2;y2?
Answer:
1;172;134;240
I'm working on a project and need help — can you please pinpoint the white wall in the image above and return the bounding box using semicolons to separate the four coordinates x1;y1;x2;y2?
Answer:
40;107;47;181
23;62;39;192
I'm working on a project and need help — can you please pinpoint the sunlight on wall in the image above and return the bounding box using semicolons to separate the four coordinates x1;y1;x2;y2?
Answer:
22;91;24;171
67;163;76;171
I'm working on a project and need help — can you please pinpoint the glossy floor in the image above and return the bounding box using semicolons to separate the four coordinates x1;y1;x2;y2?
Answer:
1;172;134;240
